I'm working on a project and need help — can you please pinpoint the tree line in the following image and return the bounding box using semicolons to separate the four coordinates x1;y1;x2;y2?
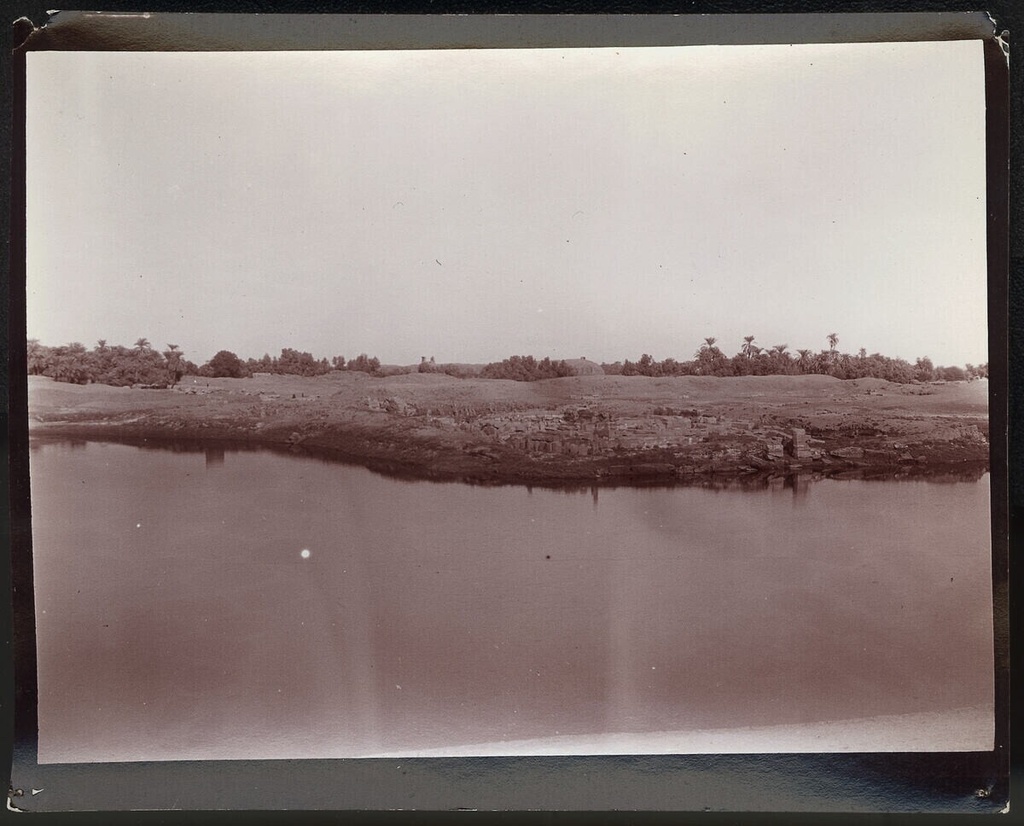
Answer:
208;349;381;378
418;354;574;381
27;333;986;387
601;334;986;383
28;338;188;386
26;339;385;385
480;355;574;381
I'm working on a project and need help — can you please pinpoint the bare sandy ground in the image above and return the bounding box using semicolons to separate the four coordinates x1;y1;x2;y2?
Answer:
26;371;990;420
25;373;990;484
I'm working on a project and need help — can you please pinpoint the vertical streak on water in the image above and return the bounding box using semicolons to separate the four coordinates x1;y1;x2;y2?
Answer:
346;532;382;754
312;486;382;756
606;514;634;732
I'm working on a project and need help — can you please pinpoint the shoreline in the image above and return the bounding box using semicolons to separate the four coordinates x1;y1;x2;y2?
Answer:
28;421;989;488
26;373;990;487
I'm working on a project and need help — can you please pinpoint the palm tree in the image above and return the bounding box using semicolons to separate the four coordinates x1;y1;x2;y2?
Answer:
27;339;49;375
769;344;790;374
163;344;184;387
695;337;724;375
96;339;107;352
796;349;813;374
827;332;839;353
53;342;90;384
741;335;758;359
130;338;153;385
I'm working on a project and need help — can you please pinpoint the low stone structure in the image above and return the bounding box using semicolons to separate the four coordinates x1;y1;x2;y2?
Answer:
785;427;811;459
783;428;824;461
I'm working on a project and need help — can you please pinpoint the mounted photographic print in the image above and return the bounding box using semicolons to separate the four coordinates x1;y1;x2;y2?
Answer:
9;11;1008;813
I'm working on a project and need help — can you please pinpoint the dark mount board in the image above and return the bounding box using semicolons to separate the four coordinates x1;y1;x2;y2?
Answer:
4;10;1011;815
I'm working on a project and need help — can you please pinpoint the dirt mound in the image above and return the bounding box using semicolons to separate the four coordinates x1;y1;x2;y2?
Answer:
724;374;842;390
563;358;605;376
384;372;464;386
377;364;415;377
848;378;893;390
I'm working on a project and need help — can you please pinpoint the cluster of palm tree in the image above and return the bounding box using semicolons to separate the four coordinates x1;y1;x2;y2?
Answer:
28;331;986;387
601;334;984;382
28;338;190;386
28;337;390;385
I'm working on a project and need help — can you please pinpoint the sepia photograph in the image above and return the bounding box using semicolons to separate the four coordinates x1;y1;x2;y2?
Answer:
18;25;998;788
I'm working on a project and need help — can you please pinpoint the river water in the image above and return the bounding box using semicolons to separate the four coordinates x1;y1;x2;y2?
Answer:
28;438;993;762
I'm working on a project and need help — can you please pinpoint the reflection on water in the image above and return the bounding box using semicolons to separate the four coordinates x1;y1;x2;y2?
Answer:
204;446;225;468
27;432;989;489
29;438;994;762
782;473;809;501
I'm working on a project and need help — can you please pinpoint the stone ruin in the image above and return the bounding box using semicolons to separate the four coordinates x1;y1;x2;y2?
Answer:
783;427;824;461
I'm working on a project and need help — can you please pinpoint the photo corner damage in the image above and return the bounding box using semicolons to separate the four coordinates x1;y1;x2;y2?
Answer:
12;17;38;51
984;11;1009;62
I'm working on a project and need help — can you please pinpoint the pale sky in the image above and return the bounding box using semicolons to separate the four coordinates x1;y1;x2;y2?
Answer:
26;41;989;367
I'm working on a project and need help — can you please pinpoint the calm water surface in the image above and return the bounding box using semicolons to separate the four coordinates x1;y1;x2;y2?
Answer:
29;439;993;762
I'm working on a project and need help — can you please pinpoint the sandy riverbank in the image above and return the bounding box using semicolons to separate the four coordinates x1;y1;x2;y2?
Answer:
25;373;989;485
